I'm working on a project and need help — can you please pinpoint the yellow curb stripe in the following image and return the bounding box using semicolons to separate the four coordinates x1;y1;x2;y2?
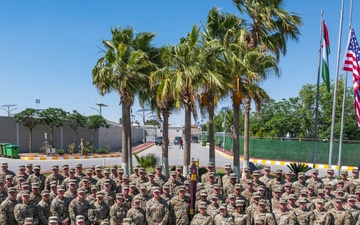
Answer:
74;156;80;159
40;157;47;160
84;156;89;159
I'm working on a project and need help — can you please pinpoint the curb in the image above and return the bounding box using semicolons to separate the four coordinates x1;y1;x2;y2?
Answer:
20;143;155;161
214;146;357;172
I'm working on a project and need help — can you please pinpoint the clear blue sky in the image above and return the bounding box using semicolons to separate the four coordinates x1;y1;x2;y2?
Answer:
1;1;358;126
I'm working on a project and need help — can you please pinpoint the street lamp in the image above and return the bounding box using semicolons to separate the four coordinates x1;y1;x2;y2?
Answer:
0;104;17;116
136;108;151;144
90;102;108;116
221;107;229;150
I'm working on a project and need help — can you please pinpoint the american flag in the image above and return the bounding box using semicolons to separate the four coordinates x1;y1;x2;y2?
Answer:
343;28;360;127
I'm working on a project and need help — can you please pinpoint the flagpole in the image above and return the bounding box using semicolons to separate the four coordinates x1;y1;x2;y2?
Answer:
337;0;353;176
329;0;345;168
313;10;324;168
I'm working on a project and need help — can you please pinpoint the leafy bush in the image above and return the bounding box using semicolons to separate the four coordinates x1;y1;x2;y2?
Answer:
96;148;109;154
103;144;111;152
287;163;312;178
255;163;266;170
68;143;75;154
134;153;159;168
56;149;66;155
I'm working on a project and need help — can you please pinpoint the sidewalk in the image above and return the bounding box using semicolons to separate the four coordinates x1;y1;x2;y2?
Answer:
20;142;155;161
213;145;357;172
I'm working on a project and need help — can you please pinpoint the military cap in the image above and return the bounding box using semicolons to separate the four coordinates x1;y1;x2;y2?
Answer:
253;170;261;176
259;199;267;205
235;184;242;189
85;169;93;173
300;189;308;195
170;171;176;176
257;185;265;191
100;221;109;225
116;193;124;199
19;165;26;169
152;187;161;193
312;169;319;173
200;191;208;197
111;164;117;169
228;193;236;199
219;203;227;210
207;162;214;167
285;171;293;175
21;182;30;187
0;179;4;184
210;194;218;200
353;168;359;172
246;179;253;184
252;192;261;198
33;165;41;170
41;190;50;195
355;188;360;194
122;185;129;190
5;175;13;179
52;165;59;170
288;194;297;200
274;188;282;193
279;198;287;204
48;216;59;223
17;175;26;180
62;164;69;169
335;196;344;202
1;162;7;166
275;169;283;174
317;189;325;194
96;192;105;197
178;186;186;191
21;190;31;196
348;195;356;201
77;188;86;193
147;171;154;176
224;164;231;169
75;163;82;167
208;172;215;177
298;197;307;203
156;164;162;169
327;169;334;173
8;187;17;192
104;168;110;173
69;179;77;185
95;165;102;170
284;182;292;187
91;185;98;191
103;179;111;185
235;200;245;207
50;181;57;187
117;168;124;172
337;180;345;184
199;203;207;209
24;217;34;225
31;183;40;189
81;177;89;182
244;167;250;172
316;199;325;204
337;189;345;194
264;166;271;171
76;215;85;222
69;168;76;173
213;184;221;189
26;163;33;167
341;170;348;175
134;165;140;169
176;166;182;170
122;174;129;179
229;173;237;178
133;197;141;203
307;184;315;190
298;172;305;177
129;183;136;187
123;218;132;222
184;180;190;185
324;184;332;189
57;185;65;191
139;184;147;190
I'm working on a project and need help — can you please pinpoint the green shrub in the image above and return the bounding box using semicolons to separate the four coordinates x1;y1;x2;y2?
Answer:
68;143;75;154
287;163;312;178
96;148;108;154
56;149;66;155
134;153;159;168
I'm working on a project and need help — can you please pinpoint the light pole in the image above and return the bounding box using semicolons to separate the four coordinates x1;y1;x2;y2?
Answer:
221;107;229;150
90;102;108;116
149;115;160;141
0;104;17;116
136;108;151;144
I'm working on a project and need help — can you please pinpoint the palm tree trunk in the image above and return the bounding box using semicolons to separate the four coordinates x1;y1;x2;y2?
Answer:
128;112;133;175
162;110;170;177
232;99;241;179
121;103;129;175
208;105;215;167
74;131;78;145
243;96;251;169
50;127;54;147
29;128;33;153
183;104;192;177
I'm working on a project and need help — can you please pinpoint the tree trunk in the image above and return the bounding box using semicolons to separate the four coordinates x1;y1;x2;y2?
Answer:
74;131;78;145
29;128;33;153
162;110;170;177
183;104;192;177
208;105;215;167
50;127;54;147
232;98;241;179
121;103;130;175
243;96;251;170
128;112;133;175
91;130;96;146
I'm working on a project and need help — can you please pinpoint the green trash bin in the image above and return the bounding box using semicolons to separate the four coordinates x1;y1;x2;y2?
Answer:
0;143;10;157
5;145;19;158
201;140;206;146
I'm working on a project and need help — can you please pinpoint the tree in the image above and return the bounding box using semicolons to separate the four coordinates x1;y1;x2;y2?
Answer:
39;108;67;147
92;26;155;175
13;108;41;153
67;110;87;145
87;115;109;145
232;0;302;171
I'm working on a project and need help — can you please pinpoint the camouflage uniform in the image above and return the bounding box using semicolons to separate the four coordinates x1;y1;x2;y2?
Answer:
50;196;70;223
44;173;64;191
88;200;110;225
0;196;18;224
190;212;214;225
109;202;127;225
232;211;250;225
30;192;42;205
214;212;235;225
68;197;91;225
126;207;146;225
145;196;169;225
252;212;276;225
100;190;116;207
170;195;190;224
273;208;297;225
27;173;46;191
309;208;331;225
14;200;39;225
328;207;353;225
37;199;51;225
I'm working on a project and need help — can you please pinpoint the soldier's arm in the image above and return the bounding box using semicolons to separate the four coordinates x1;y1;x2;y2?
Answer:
160;202;170;224
0;203;7;225
266;213;277;225
345;212;353;225
36;204;47;225
67;201;76;222
13;205;24;225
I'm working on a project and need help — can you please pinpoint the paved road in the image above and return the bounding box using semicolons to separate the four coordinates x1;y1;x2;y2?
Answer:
3;143;333;177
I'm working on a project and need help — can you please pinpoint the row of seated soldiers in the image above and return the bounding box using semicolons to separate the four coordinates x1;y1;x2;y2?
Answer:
0;161;359;224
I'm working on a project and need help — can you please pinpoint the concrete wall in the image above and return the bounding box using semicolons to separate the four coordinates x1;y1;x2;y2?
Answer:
0;116;143;153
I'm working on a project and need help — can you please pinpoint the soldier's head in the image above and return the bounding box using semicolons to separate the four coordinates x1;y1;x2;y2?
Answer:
33;165;41;174
207;172;215;183
311;169;319;178
257;186;265;196
85;169;93;178
31;183;40;194
24;217;34;225
337;180;345;189
104;168;111;178
1;162;8;172
133;165;140;174
224;164;231;173
275;169;283;179
18;165;26;174
48;216;59;225
297;172;305;181
252;192;261;203
263;166;271;175
210;195;218;204
21;182;30;191
147;171;155;181
122;186;129;195
57;185;65;197
21;190;31;204
81;177;90;188
334;197;344;210
307;185;315;194
340;170;348;179
155;164;162;174
273;188;282;198
288;194;297;204
347;195;356;207
77;188;86;199
41;190;50;202
178;186;186;198
285;171;293;180
7;187;17;200
199;203;207;214
245;180;254;189
258;199;267;212
103;180;112;191
75;163;83;173
356;189;360;200
170;171;177;181
69;180;77;190
152;187;161;199
283;183;292;193
279;198;288;211
75;215;86;225
91;185;98;195
176;166;182;175
62;165;69;174
50;181;57;192
117;168;124;176
213;184;221;194
52;165;59;175
298;198;308;209
138;168;146;178
162;184;170;194
207;162;214;172
316;199;325;210
122;175;129;184
243;167;250;177
253;170;261;180
327;169;334;178
68;168;76;177
132;198;141;208
352;168;359;178
96;192;105;204
115;193;124;204
324;184;332;193
26;163;33;172
95;165;102;175
139;185;147;195
219;204;227;216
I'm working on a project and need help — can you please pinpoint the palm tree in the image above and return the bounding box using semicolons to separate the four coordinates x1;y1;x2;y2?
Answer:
232;0;302;171
92;26;156;175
